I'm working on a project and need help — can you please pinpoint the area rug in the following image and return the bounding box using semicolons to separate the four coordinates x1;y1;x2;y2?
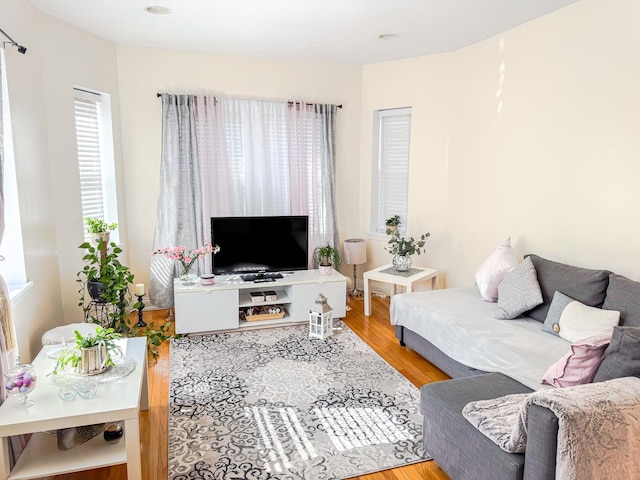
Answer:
168;321;428;479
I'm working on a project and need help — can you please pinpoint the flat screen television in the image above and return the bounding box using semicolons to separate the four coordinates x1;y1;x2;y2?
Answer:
211;215;309;275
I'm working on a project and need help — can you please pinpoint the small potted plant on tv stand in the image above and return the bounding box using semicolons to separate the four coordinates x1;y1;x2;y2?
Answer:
313;244;341;276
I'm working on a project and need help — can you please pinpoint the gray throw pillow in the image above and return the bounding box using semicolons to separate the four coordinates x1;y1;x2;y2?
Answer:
593;326;640;382
525;254;611;323
542;291;575;335
494;257;543;320
602;274;640;327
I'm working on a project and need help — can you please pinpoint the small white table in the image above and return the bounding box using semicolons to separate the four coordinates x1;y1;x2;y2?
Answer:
0;337;148;480
363;264;440;316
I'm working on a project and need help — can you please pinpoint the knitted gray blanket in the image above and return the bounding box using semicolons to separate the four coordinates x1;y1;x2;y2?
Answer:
462;377;640;479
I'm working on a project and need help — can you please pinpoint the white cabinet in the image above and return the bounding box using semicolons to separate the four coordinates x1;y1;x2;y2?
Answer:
174;288;238;334
291;282;346;321
174;270;346;334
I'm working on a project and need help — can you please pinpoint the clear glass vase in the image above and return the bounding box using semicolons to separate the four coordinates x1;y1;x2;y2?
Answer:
179;265;197;286
392;254;412;272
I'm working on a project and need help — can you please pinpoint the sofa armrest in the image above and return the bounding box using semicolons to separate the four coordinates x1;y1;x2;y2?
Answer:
523;404;558;480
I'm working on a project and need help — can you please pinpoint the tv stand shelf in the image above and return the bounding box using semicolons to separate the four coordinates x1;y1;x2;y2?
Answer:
238;290;291;307
174;269;346;334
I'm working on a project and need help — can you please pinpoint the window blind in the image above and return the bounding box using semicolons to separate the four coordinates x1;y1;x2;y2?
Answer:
74;92;106;237
372;108;411;234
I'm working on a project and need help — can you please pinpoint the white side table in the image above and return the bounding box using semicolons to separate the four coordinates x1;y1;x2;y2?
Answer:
0;337;148;480
363;264;441;316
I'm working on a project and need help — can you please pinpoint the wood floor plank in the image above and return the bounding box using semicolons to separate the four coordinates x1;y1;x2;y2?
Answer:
45;296;450;480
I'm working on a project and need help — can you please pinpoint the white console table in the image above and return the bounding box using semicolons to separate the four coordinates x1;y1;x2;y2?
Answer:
174;269;347;334
0;337;148;480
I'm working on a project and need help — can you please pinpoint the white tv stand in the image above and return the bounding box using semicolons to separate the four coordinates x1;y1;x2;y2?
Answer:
173;269;347;334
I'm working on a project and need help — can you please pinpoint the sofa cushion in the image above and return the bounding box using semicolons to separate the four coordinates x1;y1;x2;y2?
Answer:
421;373;532;480
593;326;640;382
540;332;611;388
495;257;543;320
602;274;640;327
475;238;518;303
542;291;620;342
525;255;610;323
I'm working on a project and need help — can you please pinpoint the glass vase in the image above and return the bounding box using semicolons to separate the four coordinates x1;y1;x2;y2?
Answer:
392;254;412;272
179;265;197;286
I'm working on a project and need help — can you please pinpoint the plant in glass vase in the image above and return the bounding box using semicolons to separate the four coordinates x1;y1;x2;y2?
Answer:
151;242;220;285
385;231;430;272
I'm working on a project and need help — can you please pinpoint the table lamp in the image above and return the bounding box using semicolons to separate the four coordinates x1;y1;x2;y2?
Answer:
344;238;366;296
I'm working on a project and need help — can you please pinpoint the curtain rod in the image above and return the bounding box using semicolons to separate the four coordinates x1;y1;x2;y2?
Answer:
0;27;27;54
156;92;342;108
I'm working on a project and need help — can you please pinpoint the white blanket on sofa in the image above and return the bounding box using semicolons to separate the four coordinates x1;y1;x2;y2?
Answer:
461;377;640;480
390;286;571;390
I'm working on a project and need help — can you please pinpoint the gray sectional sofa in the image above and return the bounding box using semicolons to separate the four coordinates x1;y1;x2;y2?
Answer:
390;254;640;480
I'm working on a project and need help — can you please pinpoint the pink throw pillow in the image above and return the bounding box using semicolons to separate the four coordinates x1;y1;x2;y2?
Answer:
541;332;612;388
474;237;518;302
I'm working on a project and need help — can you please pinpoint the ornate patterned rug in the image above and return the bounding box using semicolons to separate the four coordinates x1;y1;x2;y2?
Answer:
168;321;428;479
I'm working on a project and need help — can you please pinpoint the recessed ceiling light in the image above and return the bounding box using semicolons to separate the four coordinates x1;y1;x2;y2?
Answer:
378;33;399;40
144;5;172;15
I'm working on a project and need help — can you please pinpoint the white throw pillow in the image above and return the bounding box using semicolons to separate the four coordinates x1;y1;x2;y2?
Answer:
542;291;620;343
475;237;518;302
495;257;543;319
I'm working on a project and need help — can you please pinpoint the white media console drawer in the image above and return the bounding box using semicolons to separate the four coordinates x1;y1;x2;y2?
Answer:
174;269;347;334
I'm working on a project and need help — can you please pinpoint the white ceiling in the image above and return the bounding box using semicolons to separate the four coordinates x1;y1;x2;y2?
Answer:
28;0;579;64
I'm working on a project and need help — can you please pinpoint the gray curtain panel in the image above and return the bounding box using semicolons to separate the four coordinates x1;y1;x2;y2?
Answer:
149;94;206;308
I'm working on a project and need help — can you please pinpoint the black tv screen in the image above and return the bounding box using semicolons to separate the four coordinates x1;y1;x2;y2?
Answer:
211;216;309;274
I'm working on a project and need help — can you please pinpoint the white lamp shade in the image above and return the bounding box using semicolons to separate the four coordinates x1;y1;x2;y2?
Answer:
344;238;367;265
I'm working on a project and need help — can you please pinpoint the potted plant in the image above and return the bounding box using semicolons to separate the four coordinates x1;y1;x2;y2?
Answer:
313;244;342;275
77;237;134;327
84;218;118;259
386;231;431;272
78;240;176;360
53;326;122;375
385;215;401;235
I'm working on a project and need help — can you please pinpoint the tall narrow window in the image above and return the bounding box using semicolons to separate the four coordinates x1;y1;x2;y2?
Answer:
73;87;118;242
370;107;411;235
0;48;27;289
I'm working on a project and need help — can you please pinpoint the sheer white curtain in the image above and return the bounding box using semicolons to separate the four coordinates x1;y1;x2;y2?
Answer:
0;47;25;466
150;95;338;307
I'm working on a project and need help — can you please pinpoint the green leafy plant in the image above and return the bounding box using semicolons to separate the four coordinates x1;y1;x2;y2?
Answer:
385;215;401;227
386;231;431;256
77;240;176;359
77;240;134;333
53;326;122;374
312;244;342;269
85;217;118;234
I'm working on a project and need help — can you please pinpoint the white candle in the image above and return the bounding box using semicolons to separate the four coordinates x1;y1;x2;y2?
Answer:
135;283;145;296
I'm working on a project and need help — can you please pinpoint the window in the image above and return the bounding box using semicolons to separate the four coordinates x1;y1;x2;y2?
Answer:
370;107;411;235
0;48;27;289
73;87;118;242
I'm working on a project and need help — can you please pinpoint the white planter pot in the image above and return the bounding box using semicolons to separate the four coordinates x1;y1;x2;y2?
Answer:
77;345;109;375
319;265;334;276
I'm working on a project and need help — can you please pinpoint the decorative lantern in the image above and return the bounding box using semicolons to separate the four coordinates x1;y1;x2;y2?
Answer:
309;293;334;340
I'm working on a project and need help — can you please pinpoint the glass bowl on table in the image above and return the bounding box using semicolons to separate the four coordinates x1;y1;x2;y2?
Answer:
4;360;37;408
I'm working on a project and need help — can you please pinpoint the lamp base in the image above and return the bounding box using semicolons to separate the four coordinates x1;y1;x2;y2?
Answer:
350;264;362;297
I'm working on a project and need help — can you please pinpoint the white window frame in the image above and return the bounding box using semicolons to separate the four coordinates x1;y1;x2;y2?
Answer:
370;107;412;236
0;48;28;292
73;87;118;243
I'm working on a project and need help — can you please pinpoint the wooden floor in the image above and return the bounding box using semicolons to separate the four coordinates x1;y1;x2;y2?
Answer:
48;294;451;480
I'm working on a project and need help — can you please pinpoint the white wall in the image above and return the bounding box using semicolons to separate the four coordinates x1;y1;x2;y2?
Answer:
361;0;640;287
36;13;126;326
1;1;63;359
115;47;363;293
